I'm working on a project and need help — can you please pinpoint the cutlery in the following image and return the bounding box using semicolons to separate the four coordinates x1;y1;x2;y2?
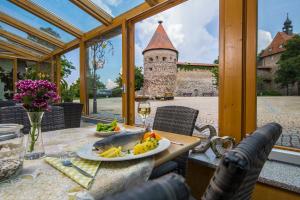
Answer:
62;159;94;179
171;141;184;146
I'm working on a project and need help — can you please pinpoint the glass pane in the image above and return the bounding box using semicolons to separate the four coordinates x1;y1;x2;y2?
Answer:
0;22;57;51
134;0;219;130
17;60;37;81
90;0;144;17
86;31;123;122
0;1;74;42
257;0;300;149
0;36;44;56
32;0;102;32
0;59;13;100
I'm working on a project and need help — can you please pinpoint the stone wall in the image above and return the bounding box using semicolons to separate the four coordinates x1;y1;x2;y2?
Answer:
175;68;217;96
143;49;178;97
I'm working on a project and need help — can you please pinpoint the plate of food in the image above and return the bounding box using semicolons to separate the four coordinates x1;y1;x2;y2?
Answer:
76;131;170;161
93;120;122;137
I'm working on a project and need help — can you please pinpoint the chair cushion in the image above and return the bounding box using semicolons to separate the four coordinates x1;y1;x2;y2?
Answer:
102;173;191;200
150;161;178;179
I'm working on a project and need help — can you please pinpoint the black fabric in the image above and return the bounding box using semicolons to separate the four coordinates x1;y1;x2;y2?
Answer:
102;173;191;200
0;100;16;107
150;161;178;179
202;123;282;200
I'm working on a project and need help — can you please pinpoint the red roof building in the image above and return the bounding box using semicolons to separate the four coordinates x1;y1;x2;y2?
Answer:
143;21;178;54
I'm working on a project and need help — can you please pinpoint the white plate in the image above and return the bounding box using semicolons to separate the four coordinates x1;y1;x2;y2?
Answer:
76;138;171;161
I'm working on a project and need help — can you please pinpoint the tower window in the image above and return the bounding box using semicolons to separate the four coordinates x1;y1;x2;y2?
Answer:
163;57;167;61
156;56;159;60
149;57;153;62
149;67;153;71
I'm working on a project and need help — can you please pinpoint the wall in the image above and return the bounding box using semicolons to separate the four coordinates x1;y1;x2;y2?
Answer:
175;68;217;96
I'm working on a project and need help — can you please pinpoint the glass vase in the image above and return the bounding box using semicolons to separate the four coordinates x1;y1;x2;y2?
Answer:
24;112;45;160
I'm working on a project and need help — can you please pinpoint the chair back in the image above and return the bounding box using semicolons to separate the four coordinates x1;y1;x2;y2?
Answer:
0;105;65;133
153;106;199;176
153;106;199;135
102;173;191;200
202;123;282;200
55;103;83;128
0;100;16;107
42;106;65;132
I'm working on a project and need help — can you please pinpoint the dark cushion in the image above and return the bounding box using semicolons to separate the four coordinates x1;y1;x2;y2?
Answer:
102;173;191;200
150;161;178;179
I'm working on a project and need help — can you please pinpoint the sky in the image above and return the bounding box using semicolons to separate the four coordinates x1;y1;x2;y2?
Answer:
1;0;299;86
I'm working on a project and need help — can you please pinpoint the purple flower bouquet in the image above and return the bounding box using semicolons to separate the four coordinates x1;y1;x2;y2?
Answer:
14;80;60;159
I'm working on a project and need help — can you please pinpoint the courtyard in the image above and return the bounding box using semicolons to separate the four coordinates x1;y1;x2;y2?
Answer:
85;96;300;149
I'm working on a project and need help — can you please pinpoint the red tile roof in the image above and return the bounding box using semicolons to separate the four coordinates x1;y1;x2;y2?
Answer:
260;32;294;58
143;21;178;54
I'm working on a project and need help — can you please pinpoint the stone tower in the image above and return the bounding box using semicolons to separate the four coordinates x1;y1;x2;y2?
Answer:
143;21;178;98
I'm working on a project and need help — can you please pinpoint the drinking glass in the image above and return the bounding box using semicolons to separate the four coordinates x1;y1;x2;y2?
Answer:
137;101;151;127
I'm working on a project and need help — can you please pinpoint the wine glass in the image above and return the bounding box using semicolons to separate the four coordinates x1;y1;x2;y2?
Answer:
137;101;151;128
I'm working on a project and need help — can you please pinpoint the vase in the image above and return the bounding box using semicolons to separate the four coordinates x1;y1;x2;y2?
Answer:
24;112;45;160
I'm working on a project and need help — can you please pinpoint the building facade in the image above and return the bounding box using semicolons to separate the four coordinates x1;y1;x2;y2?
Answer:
142;21;217;98
257;15;298;95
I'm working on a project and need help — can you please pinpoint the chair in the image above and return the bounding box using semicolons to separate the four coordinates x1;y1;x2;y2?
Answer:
151;106;199;178
0;100;16;107
55;102;83;128
0;105;65;133
102;173;193;200
202;122;282;200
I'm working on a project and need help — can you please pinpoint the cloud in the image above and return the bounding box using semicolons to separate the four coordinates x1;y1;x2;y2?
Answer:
90;0;114;15
257;29;273;53
135;0;219;66
106;79;118;90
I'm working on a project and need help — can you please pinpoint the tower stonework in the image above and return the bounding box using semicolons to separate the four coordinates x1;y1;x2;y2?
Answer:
143;21;178;98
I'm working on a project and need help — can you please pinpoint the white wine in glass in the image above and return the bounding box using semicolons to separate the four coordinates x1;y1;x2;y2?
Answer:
138;101;151;127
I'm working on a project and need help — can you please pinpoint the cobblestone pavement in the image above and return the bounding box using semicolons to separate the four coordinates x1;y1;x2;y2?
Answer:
81;97;300;149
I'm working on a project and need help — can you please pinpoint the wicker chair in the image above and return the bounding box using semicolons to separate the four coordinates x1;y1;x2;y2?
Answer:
151;106;199;178
55;103;83;128
0;105;65;133
102;173;193;200
202;122;282;200
0;100;16;107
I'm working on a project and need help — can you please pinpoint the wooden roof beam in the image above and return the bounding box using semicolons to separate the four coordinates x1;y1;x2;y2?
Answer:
70;0;113;26
0;40;42;60
0;29;52;54
0;53;39;61
8;0;83;38
0;12;65;48
145;0;160;6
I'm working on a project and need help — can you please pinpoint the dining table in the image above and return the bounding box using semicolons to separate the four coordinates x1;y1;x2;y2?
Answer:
0;124;201;200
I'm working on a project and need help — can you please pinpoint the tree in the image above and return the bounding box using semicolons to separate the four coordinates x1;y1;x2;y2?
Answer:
210;58;219;88
115;66;144;91
88;38;113;113
275;35;300;95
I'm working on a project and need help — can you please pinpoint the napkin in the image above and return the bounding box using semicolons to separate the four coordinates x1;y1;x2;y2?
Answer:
44;157;101;189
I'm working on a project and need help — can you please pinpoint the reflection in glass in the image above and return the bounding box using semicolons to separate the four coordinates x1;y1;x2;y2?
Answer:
0;59;13;100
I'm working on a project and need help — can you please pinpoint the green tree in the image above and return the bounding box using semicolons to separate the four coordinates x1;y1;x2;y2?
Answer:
210;58;219;88
275;35;300;95
115;66;144;91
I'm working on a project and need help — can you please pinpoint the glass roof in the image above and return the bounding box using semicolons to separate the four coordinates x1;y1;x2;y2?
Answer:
0;22;56;51
0;1;74;42
90;0;145;17
31;0;102;32
0;36;44;56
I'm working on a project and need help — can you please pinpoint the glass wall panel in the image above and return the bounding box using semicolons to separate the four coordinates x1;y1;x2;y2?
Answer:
0;59;13;100
134;0;219;132
32;0;102;32
0;1;74;42
86;30;123;122
257;0;300;149
90;0;144;17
